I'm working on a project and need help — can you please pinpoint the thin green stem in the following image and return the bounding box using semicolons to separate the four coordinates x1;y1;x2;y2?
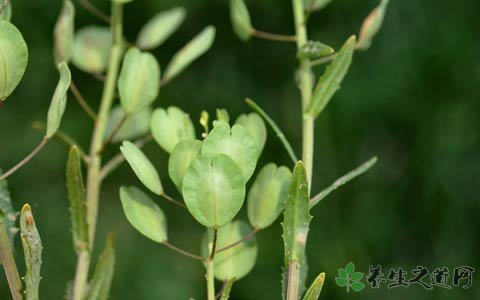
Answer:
0;218;22;300
206;259;215;300
0;138;48;181
245;98;298;164
0;0;9;15
72;2;124;299
162;241;204;261
252;29;297;42
286;1;314;299
310;156;377;208
76;0;110;24
70;81;97;121
215;228;259;254
100;114;129;153
160;193;186;209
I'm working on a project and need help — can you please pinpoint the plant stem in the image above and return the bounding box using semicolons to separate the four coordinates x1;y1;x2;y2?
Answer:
162;241;204;260
206;228;218;300
76;0;111;24
215;228;259;254
286;1;314;299
206;259;215;300
0;138;48;181
72;2;124;299
252;29;297;42
0;218;22;300
70;81;97;121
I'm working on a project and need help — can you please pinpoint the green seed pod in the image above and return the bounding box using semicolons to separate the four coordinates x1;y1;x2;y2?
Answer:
136;7;186;50
0;20;28;101
118;47;160;114
120;141;163;195
248;163;292;229
357;0;390;50
168;140;202;190
120;186;167;243
297;41;334;60
54;0;75;65
46;62;72;138
72;26;112;73
229;0;253;41
150;106;196;153
235;112;267;157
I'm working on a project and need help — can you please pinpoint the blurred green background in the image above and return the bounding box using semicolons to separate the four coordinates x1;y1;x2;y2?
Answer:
1;0;479;299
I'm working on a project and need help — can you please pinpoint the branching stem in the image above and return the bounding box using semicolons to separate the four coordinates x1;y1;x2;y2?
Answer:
215;228;259;254
252;29;297;42
162;241;204;261
0;138;48;181
70;81;97;121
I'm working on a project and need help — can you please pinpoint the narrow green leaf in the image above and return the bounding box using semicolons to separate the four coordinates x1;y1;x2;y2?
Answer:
182;154;245;228
235;112;267;157
229;0;252;41
168;140;202;190
0;20;28;101
202;221;257;280
310;157;377;208
202;121;258;182
358;0;390;50
136;7;186;50
245;98;298;164
0;169;18;244
72;26;112;73
162;26;215;84
303;273;325;300
87;234;115;300
119;186;167;243
219;278;235;300
0;210;22;300
46;62;71;138
297;41;334;60
54;0;75;65
104;105;152;143
66;146;88;252
306;36;356;118
120;141;163;195
150;106;196;153
0;1;12;21
282;161;312;264
247;163;292;229
20;204;42;300
118;47;160;114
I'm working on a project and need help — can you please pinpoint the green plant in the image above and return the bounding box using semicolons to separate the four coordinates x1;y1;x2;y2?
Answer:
0;0;215;299
0;0;389;299
335;262;365;292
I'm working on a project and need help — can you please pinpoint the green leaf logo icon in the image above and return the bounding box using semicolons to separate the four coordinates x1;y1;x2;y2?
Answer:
335;262;365;292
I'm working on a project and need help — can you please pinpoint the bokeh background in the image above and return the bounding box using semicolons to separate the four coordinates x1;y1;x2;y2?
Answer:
1;0;479;299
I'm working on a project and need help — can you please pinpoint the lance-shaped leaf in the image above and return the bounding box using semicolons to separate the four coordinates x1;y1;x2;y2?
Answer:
120;141;163;195
282;162;312;265
66;146;88;252
297;41;334;60
303;273;325;300
118;47;160;114
220;278;235;300
20;204;42;300
119;186;167;243
105;105;152;143
136;7;186;50
202;121;258;182
150;106;196;153
235;112;267;157
72;26;112;73
168;140;202;190
202;221;257;280
0;169;18;244
248;163;292;229
87;234;115;300
303;0;332;11
357;0;390;50
0;20;28;101
46;62;71;138
0;1;12;21
54;0;75;65
162;26;215;84
306;36;356;118
229;0;252;41
182;154;245;228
